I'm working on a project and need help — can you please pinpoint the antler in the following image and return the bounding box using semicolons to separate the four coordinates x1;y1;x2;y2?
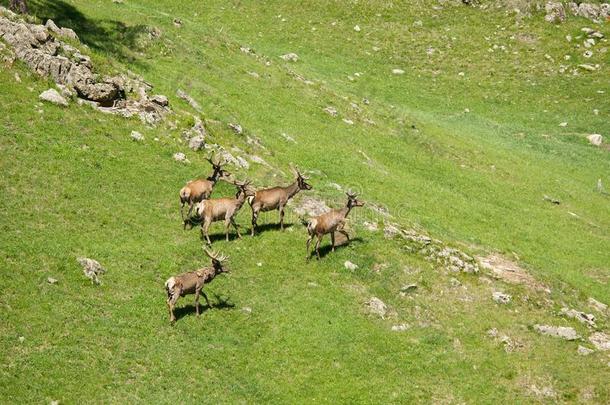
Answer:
207;154;226;167
203;246;229;262
233;179;251;187
290;164;310;180
346;191;357;198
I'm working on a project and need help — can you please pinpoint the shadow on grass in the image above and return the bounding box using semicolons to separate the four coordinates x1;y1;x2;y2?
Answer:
28;0;150;68
173;294;235;322
307;236;365;260
252;222;295;236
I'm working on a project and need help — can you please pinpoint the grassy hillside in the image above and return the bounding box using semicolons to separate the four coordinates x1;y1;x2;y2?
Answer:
1;0;609;402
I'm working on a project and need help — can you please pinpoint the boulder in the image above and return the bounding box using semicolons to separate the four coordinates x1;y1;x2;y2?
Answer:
150;94;168;107
366;297;387;318
77;257;105;284
545;2;566;23
188;135;205;151
39;88;68;106
561;307;596;327
534;324;580;340
589;332;610;351
587;134;603;146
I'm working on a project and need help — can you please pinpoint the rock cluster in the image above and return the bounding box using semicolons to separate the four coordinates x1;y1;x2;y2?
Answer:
0;10;169;124
545;2;610;23
77;257;105;285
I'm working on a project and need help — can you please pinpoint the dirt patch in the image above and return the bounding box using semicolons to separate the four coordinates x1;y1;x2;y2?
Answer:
478;254;550;293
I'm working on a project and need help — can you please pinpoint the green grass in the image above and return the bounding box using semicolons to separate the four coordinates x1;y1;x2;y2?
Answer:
1;0;609;402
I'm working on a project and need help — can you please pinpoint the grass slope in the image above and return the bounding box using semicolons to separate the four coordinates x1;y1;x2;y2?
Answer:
1;0;609;402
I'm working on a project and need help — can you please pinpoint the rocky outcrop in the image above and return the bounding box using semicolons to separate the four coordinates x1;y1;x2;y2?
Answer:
0;10;169;124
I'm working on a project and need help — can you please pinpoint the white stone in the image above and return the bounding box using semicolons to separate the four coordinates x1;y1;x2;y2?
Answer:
577;345;594;356
344;261;358;271
280;53;299;62
534;324;579;340
353;25;361;32
589;332;610;351
130;131;144;142
39;89;68;107
492;291;511;304
392;68;405;75
587;134;603;146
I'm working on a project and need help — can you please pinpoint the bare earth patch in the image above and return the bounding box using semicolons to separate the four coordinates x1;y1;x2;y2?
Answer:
478;254;550;293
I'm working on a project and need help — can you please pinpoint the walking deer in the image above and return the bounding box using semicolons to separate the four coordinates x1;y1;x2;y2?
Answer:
179;156;230;225
304;192;364;260
249;167;312;236
196;180;255;244
165;247;230;324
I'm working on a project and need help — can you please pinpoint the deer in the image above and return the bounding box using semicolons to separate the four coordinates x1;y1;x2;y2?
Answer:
304;192;365;260
179;156;230;226
248;167;312;236
165;247;230;324
196;180;255;244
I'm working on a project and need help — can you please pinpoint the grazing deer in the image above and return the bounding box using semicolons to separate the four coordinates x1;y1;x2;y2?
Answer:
196;180;255;244
179;156;230;224
249;167;312;236
305;192;364;260
165;247;230;324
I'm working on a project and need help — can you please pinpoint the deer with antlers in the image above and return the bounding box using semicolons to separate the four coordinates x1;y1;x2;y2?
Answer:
196;180;255;244
248;167;312;236
304;192;365;260
179;156;231;226
164;247;230;324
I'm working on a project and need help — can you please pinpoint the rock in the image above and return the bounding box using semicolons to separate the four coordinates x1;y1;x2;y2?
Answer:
492;291;511;304
588;297;608;314
173;152;189;163
583;50;593;58
150;94;168;107
173;18;182;27
39;89;68;106
577;345;594;355
391;324;409;332
392;68;405;75
47;277;58;284
14;72;21;82
280;132;296;143
130;131;144;142
45;19;78;40
18;336;25;343
534;324;579;340
342;118;354;125
588;332;610;351
323;106;338;117
307;282;318;287
292;196;330;217
241;306;252;314
587;134;603;146
77;257;106;285
559;122;568;127
353;25;361;32
363;221;378;231
366;297;387;318
479;254;550;293
188;135;205;151
280;52;298;62
176;89;201;112
575;3;601;21
228;123;243;134
545;2;566;23
560;307;596;327
344;260;358;271
372;263;388;273
578;63;596;71
400;284;418;293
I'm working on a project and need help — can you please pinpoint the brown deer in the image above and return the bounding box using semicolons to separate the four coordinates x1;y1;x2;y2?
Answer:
196;180;255;244
165;247;229;324
249;167;312;236
304;192;364;260
179;156;230;225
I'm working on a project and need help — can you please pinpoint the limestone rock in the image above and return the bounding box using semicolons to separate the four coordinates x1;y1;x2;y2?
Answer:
130;131;144;142
39;89;68;106
588;332;610;351
545;2;566;23
587;134;603;146
534;324;579;340
366;297;387;318
280;52;298;62
493;291;511;304
77;257;105;284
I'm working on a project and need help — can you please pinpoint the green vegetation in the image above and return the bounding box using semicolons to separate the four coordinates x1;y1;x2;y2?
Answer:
1;0;608;402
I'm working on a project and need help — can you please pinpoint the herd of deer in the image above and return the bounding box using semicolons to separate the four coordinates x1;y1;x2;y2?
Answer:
166;156;365;323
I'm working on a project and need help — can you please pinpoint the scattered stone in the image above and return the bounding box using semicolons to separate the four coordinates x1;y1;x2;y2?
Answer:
529;383;557;400
543;195;561;205
559;122;568;127
228;123;243;134
77;257;106;285
449;277;461;287
280;52;298;62
577;345;594;355
130;131;144;142
188;135;205;151
323;106;338;117
583;50;593;58
587;134;603;146
342;118;354;125
47;277;58;284
534;324;579;340
363;221;378;231
291;196;330;217
173;18;182;27
280;132;296;143
150;94;168;107
366;297;387;318
176;89;201;112
493;291;511;304
241;306;252;313
372;263;388;273
39;89;68;106
307;281;318;287
544;2;566;23
479;254;550;293
392;68;405;75
14;72;20;82
45;19;78;40
588;332;610;351
18;336;25;343
588;297;608;314
400;284;418;293
578;63;596;71
353;25;361;32
391;324;409;332
487;328;524;352
173;152;189;163
561;307;596;327
344;261;358;271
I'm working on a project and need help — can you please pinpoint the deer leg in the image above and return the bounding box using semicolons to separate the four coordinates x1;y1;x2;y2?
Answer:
180;200;185;221
315;235;323;260
201;290;211;308
306;234;313;261
251;208;258;236
186;201;195;219
224;218;231;241
331;232;336;252
194;287;201;316
338;229;350;242
279;205;285;230
202;218;212;245
167;295;178;324
231;217;242;239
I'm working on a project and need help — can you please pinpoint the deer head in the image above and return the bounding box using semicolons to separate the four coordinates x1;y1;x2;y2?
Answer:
203;247;230;273
292;166;312;191
207;155;231;182
346;191;364;208
233;180;255;198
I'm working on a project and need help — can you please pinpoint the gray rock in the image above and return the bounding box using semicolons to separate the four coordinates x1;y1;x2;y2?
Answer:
280;52;298;62
228;123;243;134
587;134;603;146
366;297;387;318
188;135;205;151
323;106;338;117
588;332;610;351
150;94;168;107
39;88;68;106
534;324;580;340
292;197;330;217
545;2;566;23
130;131;144;142
588;297;608;314
176;89;201;111
492;291;511;304
400;284;418;293
77;257;105;284
344;260;358;271
392;68;405;75
391;324;409;332
577;345;594;355
173;152;189;163
47;277;58;284
561;307;596;327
